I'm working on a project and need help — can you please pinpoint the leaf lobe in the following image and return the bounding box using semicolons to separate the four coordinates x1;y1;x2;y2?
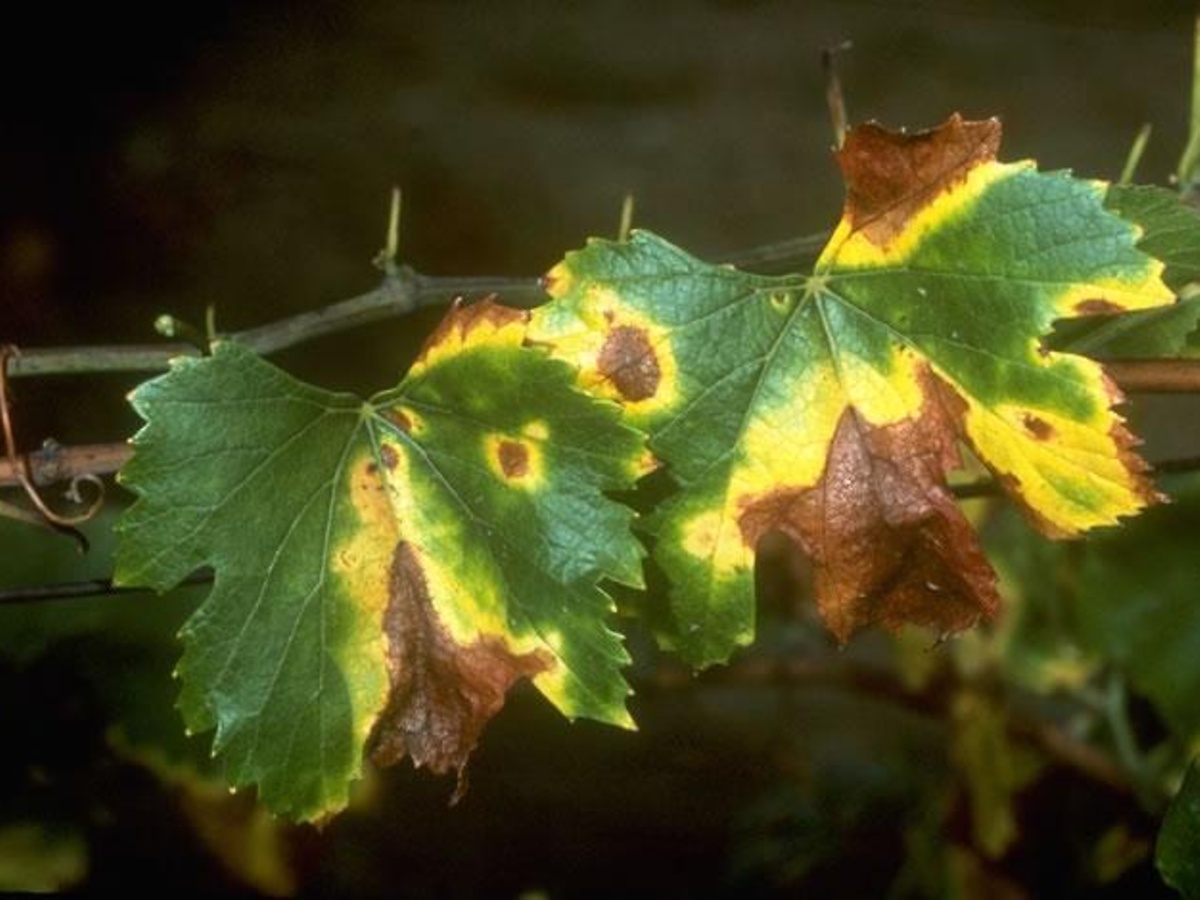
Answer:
370;543;553;784
838;113;1001;248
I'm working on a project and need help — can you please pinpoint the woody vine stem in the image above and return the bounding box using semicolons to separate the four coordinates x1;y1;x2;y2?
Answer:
4;238;1200;489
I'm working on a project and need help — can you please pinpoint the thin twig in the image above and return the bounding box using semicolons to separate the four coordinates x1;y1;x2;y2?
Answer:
1105;359;1200;393
6;269;545;379
821;40;853;150
0;571;213;607
7;235;853;380
0;442;132;488
1176;8;1200;190
0;578;140;606
5;362;1200;493
22;236;1199;386
617;193;636;243
950;450;1200;501
4;440;1200;498
710;230;831;268
373;187;403;277
1153;454;1200;475
1119;123;1153;186
1009;718;1135;798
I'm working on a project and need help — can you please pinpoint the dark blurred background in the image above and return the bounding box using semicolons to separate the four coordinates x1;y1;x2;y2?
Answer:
0;0;1195;895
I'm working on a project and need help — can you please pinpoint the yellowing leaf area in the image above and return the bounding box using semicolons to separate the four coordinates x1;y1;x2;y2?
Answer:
114;114;1180;822
532;115;1173;664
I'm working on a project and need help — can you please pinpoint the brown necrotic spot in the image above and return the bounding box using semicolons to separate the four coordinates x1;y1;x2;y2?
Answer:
838;114;1001;248
737;377;999;645
379;444;399;471
418;297;528;361
1022;413;1054;441
370;543;552;789
597;325;660;402
497;440;530;479
1074;298;1123;316
385;409;413;433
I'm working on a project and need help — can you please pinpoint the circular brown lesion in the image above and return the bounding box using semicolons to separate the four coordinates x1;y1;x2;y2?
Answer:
1021;413;1055;441
597;325;661;402
1074;298;1123;316
497;440;530;479
379;444;400;470
384;409;413;433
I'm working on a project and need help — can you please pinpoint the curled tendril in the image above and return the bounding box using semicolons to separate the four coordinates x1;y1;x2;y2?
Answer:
65;472;105;508
0;345;104;550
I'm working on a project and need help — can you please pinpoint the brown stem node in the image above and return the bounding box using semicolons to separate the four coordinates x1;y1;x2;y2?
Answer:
0;345;100;549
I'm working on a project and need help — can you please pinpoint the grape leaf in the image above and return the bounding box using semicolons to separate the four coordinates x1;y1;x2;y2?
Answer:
1055;184;1200;357
1158;760;1200;898
115;300;646;820
530;115;1173;665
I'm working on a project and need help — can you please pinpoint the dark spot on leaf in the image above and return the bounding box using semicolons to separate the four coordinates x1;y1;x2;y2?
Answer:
1022;413;1054;440
838;114;1001;248
415;298;529;368
1075;298;1123;316
497;440;530;479
370;543;552;790
597;325;660;402
737;374;998;644
366;462;379;475
385;409;412;433
379;445;399;471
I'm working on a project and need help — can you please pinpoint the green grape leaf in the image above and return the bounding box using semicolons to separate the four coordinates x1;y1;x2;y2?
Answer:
115;300;646;820
1158;760;1200;897
1055;184;1200;357
531;114;1172;665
